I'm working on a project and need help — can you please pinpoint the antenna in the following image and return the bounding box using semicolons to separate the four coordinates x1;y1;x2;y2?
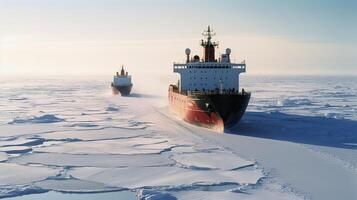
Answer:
202;25;216;43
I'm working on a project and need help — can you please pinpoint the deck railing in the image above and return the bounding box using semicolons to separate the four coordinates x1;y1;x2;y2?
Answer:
169;85;248;96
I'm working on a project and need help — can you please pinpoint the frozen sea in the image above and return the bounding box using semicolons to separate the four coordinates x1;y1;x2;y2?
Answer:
0;75;356;200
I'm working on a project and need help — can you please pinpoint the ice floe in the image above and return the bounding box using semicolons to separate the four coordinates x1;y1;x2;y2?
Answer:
34;137;179;155
41;128;149;141
0;124;68;138
68;166;263;188
0;146;32;154
172;188;304;200
0;152;8;162
0;185;47;199
12;152;174;167
0;163;58;185
172;151;254;170
138;189;177;200
8;114;65;124
0;137;44;147
34;179;122;193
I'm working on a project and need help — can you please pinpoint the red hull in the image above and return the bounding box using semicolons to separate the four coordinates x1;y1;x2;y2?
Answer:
168;89;224;132
168;85;250;132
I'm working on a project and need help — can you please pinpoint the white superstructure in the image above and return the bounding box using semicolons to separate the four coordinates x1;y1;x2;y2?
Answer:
113;66;132;87
174;61;246;92
173;26;246;93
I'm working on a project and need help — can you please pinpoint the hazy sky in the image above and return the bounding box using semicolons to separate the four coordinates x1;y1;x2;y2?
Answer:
0;0;356;77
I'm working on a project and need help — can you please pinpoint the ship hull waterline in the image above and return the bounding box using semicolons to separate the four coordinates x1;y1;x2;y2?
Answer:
168;88;250;132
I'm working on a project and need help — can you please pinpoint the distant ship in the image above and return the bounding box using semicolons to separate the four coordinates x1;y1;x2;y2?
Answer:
169;26;250;131
111;66;133;96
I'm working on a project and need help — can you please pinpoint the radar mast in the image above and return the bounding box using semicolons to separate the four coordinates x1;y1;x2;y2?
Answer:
201;26;218;62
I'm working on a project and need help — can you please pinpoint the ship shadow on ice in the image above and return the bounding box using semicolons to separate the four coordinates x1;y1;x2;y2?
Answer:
227;111;357;149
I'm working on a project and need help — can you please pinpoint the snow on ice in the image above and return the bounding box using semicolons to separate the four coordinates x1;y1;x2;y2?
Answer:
0;77;356;199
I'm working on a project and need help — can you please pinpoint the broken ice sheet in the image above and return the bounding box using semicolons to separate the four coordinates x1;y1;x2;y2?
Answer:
0;124;68;138
12;152;174;167
34;137;180;155
0;146;32;154
41;128;150;141
0;163;58;185
0;137;44;147
0;152;8;162
172;151;254;170
172;188;303;200
34;179;122;193
69;166;264;189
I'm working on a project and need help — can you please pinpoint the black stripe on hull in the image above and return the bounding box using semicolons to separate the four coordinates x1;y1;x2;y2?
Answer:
197;93;251;128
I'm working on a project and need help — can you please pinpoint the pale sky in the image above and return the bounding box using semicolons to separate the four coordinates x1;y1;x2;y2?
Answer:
0;0;356;77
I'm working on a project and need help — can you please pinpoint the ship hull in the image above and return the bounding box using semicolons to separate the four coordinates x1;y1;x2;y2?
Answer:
112;83;133;96
168;87;250;132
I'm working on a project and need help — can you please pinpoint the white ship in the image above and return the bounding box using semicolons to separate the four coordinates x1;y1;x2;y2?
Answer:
111;65;133;96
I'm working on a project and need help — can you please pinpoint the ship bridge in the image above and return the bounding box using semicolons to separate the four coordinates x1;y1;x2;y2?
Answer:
173;26;247;93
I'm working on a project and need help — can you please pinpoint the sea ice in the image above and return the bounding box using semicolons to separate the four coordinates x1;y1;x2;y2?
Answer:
41;128;149;141
138;189;177;200
172;151;254;170
0;185;47;199
106;106;120;112
1;77;355;199
0;137;44;147
0;124;68;138
0;163;58;185
12;152;174;167
172;188;304;200
68;166;264;189
34;179;122;193
34;137;179;155
0;152;8;162
0;146;32;154
8;114;65;124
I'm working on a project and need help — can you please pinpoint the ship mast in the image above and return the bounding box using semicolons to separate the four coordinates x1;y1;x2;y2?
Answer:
201;26;218;62
120;65;125;76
